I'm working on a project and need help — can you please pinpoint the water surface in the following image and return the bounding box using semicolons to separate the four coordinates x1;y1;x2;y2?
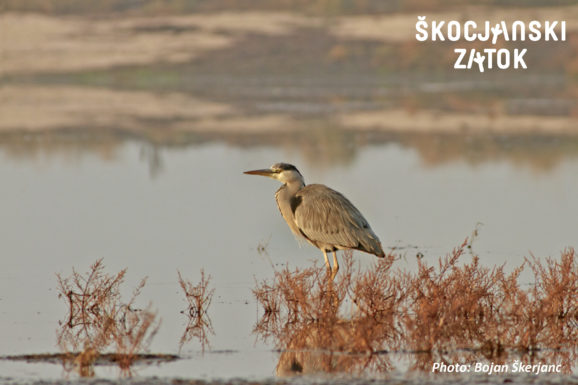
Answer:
0;140;576;378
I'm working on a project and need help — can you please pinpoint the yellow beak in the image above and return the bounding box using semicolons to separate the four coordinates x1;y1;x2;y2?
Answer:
244;168;275;177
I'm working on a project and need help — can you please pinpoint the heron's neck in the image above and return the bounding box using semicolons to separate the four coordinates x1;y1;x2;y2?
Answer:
284;179;305;195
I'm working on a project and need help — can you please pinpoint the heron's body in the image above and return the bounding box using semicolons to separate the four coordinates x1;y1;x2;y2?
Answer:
245;163;385;277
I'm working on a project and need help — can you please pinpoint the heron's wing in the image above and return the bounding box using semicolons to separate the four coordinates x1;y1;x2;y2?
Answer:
293;184;383;255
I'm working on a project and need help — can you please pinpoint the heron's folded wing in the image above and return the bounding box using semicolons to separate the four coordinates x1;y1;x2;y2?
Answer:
293;184;375;249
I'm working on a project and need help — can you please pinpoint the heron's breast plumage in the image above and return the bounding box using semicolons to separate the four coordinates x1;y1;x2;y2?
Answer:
275;184;303;239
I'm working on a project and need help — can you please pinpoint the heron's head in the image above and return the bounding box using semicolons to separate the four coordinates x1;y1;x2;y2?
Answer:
244;163;304;185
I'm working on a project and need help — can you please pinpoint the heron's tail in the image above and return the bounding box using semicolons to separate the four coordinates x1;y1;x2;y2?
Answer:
357;231;386;258
374;242;386;258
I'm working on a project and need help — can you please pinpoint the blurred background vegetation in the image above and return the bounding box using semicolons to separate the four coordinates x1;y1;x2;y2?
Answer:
3;0;578;15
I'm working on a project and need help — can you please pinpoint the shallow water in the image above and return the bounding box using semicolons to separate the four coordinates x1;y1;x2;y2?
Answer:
0;140;576;379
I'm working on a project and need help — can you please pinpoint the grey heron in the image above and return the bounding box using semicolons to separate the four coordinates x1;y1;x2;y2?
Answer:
244;163;385;277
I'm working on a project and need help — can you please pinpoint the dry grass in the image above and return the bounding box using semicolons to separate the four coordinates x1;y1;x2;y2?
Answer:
57;259;159;377
178;270;215;353
253;241;577;376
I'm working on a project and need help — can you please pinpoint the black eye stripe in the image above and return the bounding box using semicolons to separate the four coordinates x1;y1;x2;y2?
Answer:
272;163;299;172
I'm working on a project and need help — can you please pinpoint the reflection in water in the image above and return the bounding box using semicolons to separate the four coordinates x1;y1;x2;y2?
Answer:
253;252;400;376
253;243;577;376
56;260;160;377
254;253;396;376
293;122;357;169
178;270;215;353
139;143;164;178
3;130;578;176
397;133;578;172
4;266;215;378
0;131;125;163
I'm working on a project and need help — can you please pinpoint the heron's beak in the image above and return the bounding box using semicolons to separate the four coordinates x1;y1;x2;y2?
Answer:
244;168;276;178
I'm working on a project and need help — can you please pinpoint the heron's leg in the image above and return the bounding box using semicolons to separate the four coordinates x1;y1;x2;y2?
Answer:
331;250;339;278
322;249;331;270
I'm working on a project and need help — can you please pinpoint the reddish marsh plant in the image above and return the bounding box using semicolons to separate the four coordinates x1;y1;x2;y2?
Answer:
253;241;577;375
57;259;159;377
178;269;215;352
254;253;401;375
